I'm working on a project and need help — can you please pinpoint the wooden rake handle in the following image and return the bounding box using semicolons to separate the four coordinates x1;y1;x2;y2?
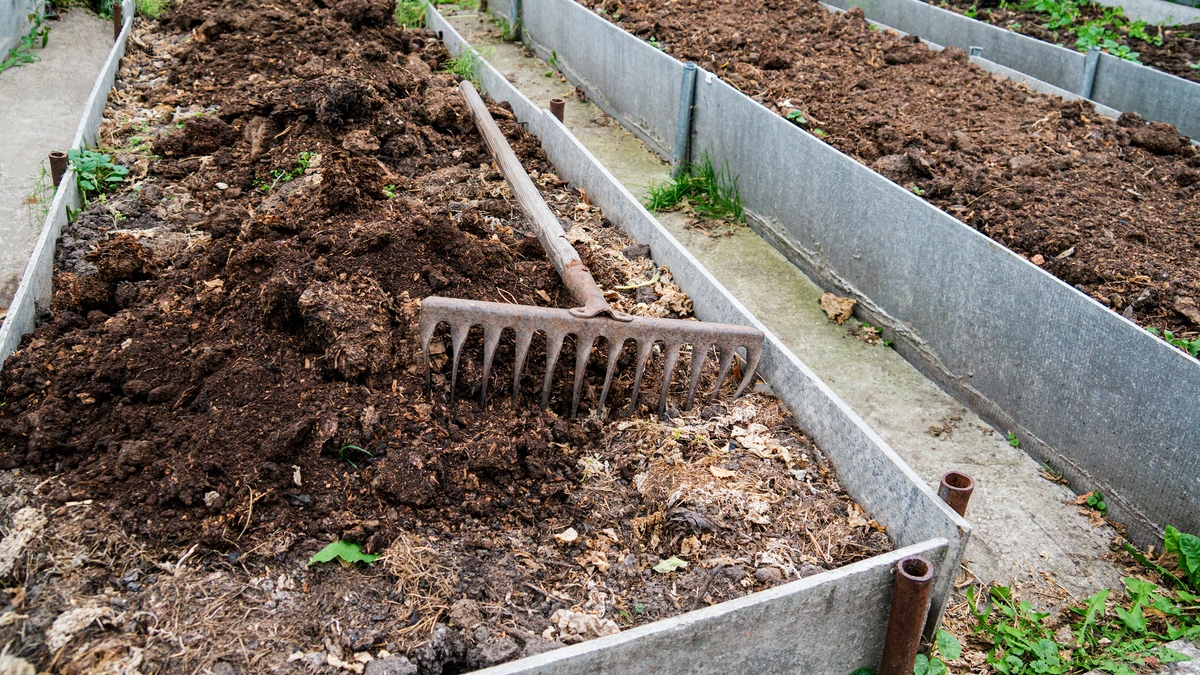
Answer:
458;81;630;322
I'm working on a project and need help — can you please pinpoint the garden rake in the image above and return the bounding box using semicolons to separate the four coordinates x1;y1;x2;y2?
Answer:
419;81;764;416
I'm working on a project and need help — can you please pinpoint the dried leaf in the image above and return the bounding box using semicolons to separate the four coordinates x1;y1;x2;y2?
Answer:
554;527;579;544
653;556;688;574
819;292;856;323
709;466;737;479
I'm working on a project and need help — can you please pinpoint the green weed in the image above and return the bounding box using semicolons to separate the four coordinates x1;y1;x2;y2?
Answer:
911;185;926;196
1084;489;1107;513
0;13;51;75
135;0;169;19
1007;431;1020;448
493;15;518;40
308;540;379;566
441;48;482;87
383;184;398;199
1164;525;1200;590
645;155;745;223
395;0;426;28
966;526;1200;675
258;151;314;193
337;444;373;469
1147;327;1200;358
786;109;807;125
648;36;666;51
914;630;962;675
24;163;54;229
68;149;129;201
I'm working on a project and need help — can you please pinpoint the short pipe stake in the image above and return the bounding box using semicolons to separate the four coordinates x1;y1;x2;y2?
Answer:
549;98;565;122
671;62;698;178
1078;46;1101;100
49;151;68;188
880;555;934;675
937;471;975;517
113;2;123;41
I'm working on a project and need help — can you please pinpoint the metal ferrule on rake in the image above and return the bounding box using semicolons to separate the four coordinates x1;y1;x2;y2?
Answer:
419;81;765;416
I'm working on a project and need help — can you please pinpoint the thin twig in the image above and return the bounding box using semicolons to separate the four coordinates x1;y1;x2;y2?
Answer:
691;563;725;610
237;488;256;540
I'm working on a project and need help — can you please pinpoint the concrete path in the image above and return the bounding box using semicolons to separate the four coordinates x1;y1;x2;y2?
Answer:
447;9;1127;598
0;9;111;313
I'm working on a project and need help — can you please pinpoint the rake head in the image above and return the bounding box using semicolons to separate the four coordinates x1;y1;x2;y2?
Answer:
420;296;764;416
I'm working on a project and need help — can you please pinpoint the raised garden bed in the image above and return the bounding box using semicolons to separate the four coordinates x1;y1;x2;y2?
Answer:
0;0;956;671
596;0;1200;348
931;0;1200;83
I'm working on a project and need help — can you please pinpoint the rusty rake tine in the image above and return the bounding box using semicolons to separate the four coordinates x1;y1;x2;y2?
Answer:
627;340;655;413
597;337;626;412
512;328;534;407
732;343;763;398
657;342;683;414
570;335;596;418
684;342;710;412
479;323;503;406
541;330;567;410
449;321;471;403
419;317;440;396
709;345;737;399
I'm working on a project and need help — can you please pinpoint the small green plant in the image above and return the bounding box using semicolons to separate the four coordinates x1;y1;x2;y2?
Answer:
634;602;645;614
547;50;559;69
493;16;517;40
259;151;315;193
968;529;1200;675
911;185;926;196
308;540;379;566
1147;327;1200;358
1164;525;1200;590
1007;431;1020;448
963;4;978;17
812;128;828;138
441;48;482;87
913;630;961;675
786;109;807;125
383;184;398;199
68;149;130;201
135;0;169;19
337;444;373;469
24;163;54;229
0;13;51;75
1084;489;1107;513
648;36;666;51
646;155;745;223
395;0;426;28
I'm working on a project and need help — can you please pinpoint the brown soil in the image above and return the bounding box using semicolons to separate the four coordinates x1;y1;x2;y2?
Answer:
0;0;889;671
932;0;1200;85
600;0;1200;346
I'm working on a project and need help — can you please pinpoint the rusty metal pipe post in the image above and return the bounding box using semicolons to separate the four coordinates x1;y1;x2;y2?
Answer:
938;471;975;516
549;98;565;123
49;151;68;188
113;2;123;41
880;555;934;675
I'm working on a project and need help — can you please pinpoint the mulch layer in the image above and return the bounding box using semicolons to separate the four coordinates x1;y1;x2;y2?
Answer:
0;0;890;672
600;0;1200;344
932;0;1200;85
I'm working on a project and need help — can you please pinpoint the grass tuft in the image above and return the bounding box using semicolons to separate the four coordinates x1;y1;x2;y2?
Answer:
135;0;169;19
395;0;426;28
645;155;744;223
440;48;482;87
